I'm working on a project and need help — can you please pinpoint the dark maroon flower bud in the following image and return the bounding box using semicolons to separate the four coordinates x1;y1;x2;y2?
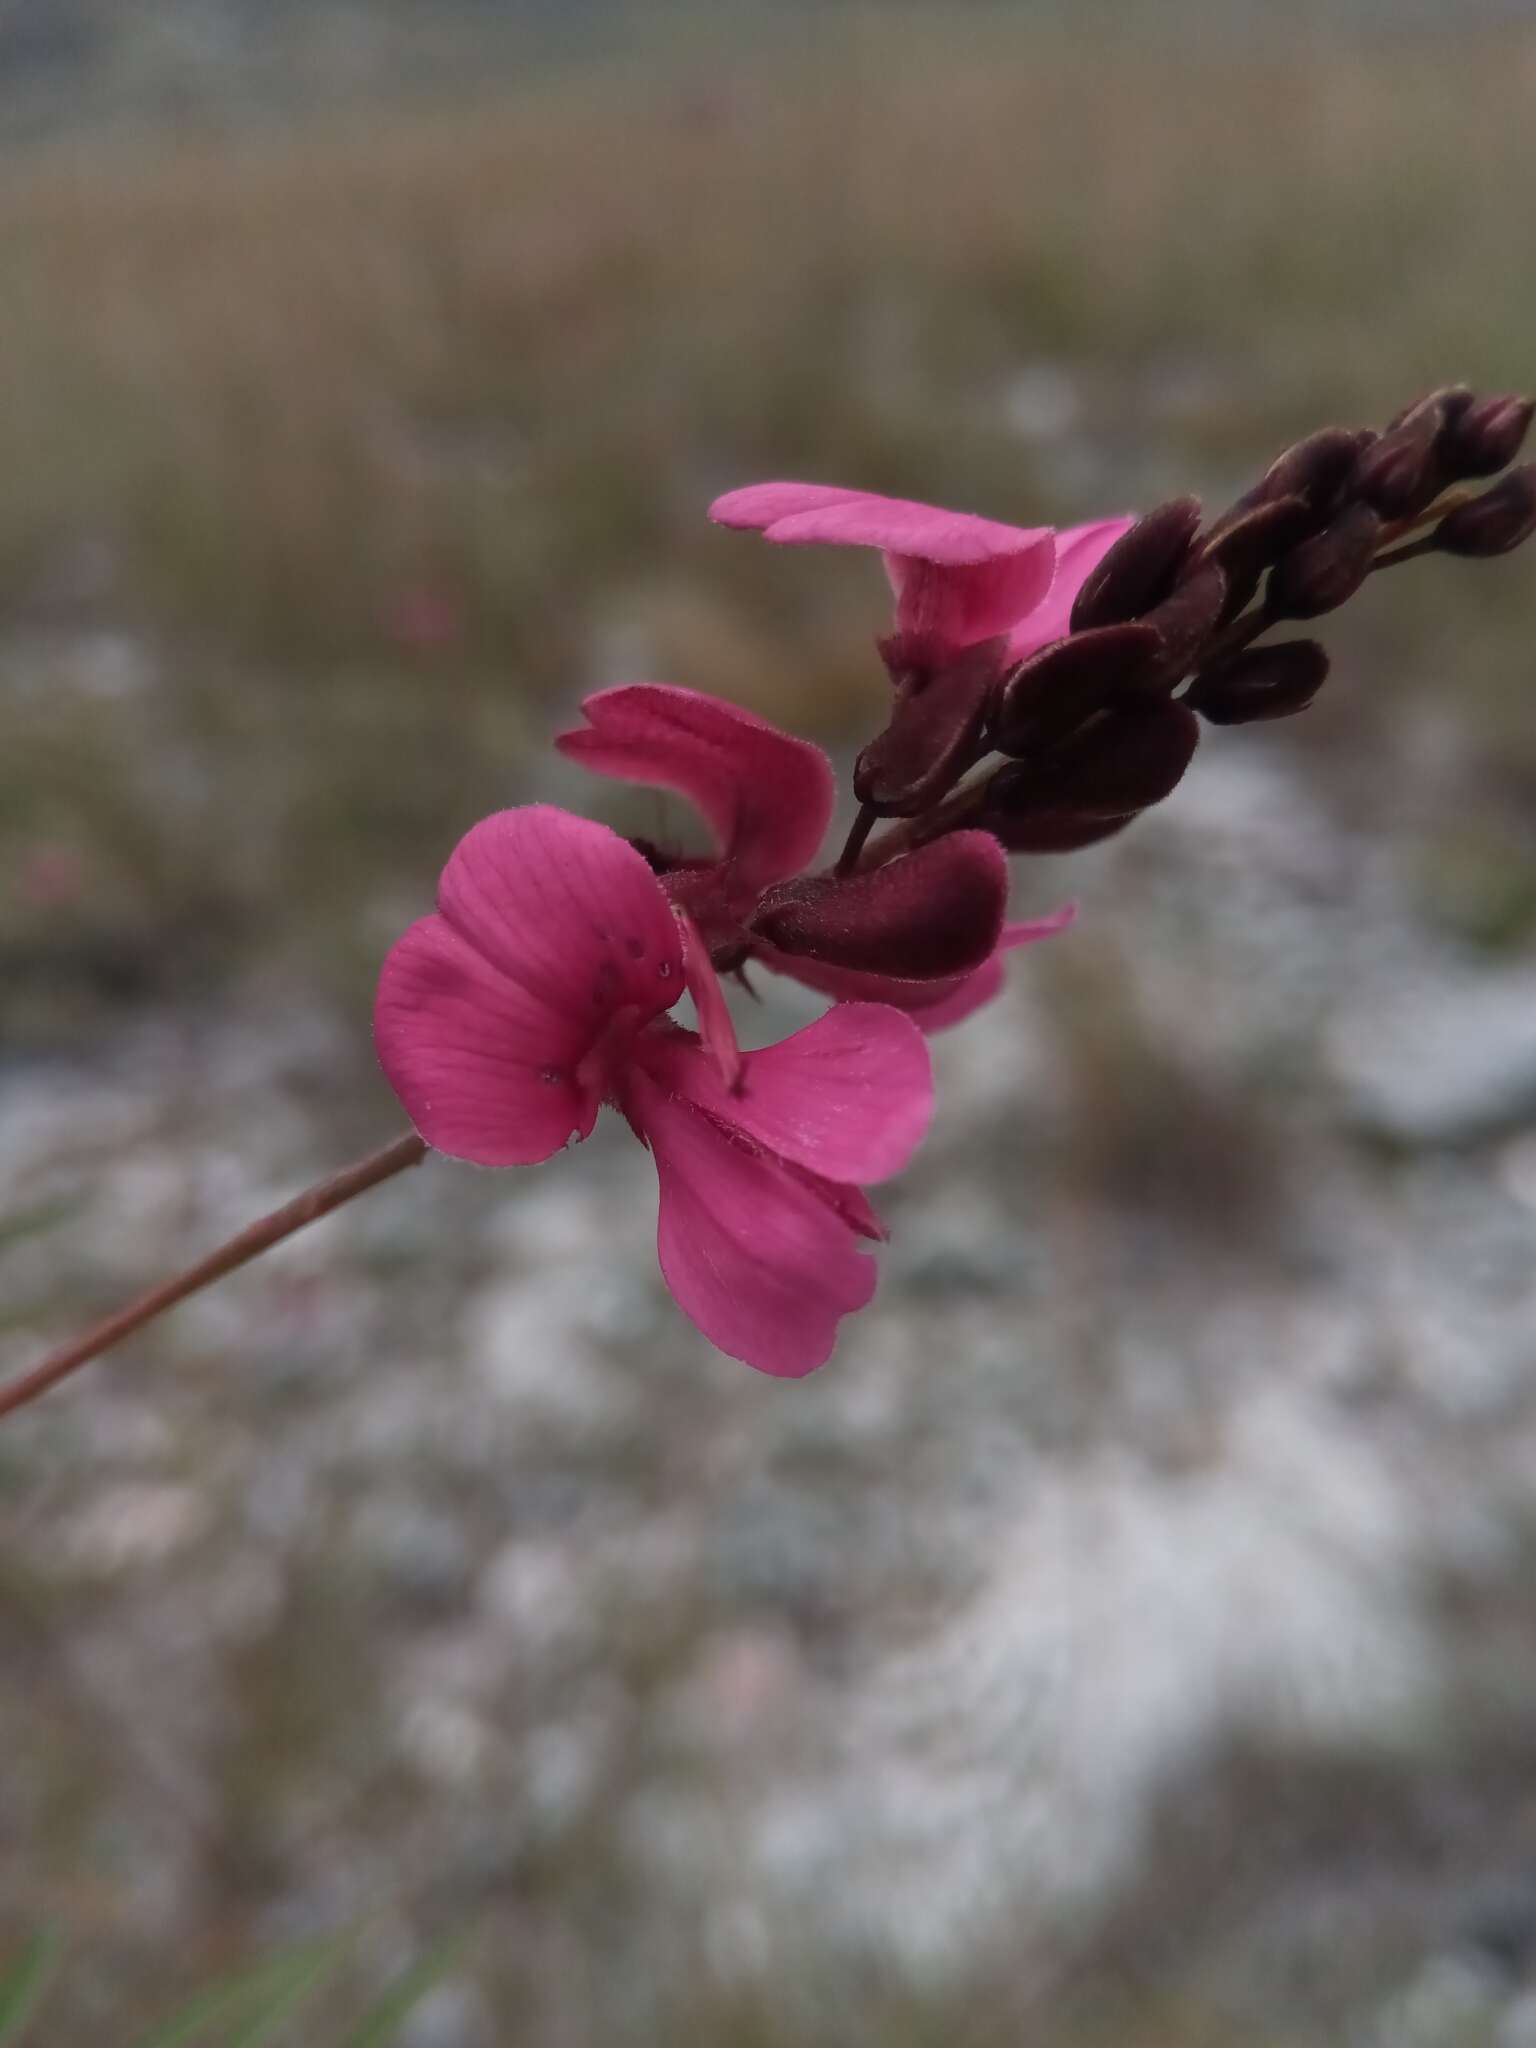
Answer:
1387;384;1474;435
984;806;1140;855
992;623;1165;757
1268;503;1382;618
753;831;1006;980
1252;427;1367;516
1185;640;1330;725
1068;498;1202;631
855;635;1005;816
994;700;1200;819
1434;465;1536;557
1446;394;1534;479
1353;417;1442;518
1197;494;1317;622
1141;559;1228;677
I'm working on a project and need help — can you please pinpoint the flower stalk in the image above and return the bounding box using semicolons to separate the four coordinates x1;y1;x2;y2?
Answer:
0;1132;427;1422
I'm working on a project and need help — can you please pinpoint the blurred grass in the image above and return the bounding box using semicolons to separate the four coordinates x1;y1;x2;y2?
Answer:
0;1928;465;2047
0;9;1533;1040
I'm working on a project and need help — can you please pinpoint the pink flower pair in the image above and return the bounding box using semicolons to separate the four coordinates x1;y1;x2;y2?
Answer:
377;481;1126;1376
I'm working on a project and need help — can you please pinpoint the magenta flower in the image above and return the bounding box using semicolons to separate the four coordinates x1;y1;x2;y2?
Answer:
710;483;1136;816
556;681;1064;1025
710;480;1135;662
374;804;933;1376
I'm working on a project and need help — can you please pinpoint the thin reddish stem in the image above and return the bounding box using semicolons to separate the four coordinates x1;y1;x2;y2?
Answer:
0;1130;428;1424
1369;533;1440;573
833;803;877;876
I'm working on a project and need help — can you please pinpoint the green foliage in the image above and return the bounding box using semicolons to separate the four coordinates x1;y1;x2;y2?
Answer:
0;1933;61;2045
0;1932;467;2048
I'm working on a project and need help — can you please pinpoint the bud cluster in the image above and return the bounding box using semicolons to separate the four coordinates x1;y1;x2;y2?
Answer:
849;384;1533;872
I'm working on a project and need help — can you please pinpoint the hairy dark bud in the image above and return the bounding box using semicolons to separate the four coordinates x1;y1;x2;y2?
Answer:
1354;418;1442;518
1185;640;1330;725
855;636;1004;815
983;806;1140;855
1198;494;1316;621
1141;560;1228;676
995;700;1200;819
1447;394;1535;479
1387;385;1474;436
1069;498;1202;631
1253;427;1367;516
1268;504;1382;618
754;832;1006;979
992;623;1165;756
1434;465;1536;558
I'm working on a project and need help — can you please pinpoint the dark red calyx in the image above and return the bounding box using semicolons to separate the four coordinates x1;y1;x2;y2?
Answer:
855;634;1006;816
1252;427;1367;516
1068;498;1203;631
1268;503;1382;618
1197;495;1317;622
1185;640;1330;725
1446;395;1534;480
1141;559;1228;678
982;807;1140;855
992;622;1165;756
1353;417;1443;519
753;830;1007;979
1387;384;1474;436
992;699;1200;820
1435;465;1536;557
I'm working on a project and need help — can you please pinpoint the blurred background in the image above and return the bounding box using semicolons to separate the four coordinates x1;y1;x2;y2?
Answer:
3;2;1536;2041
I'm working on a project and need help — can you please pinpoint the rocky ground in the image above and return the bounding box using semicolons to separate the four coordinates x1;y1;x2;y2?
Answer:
7;712;1536;2044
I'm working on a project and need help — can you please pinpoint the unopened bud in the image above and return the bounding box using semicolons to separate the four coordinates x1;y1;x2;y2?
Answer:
754;832;1006;979
1434;465;1536;557
1268;504;1382;618
985;805;1140;855
1069;498;1202;631
1198;494;1316;621
1446;394;1534;479
856;635;1003;815
1185;640;1330;725
995;700;1199;819
1387;384;1474;435
1253;426;1366;515
1354;418;1442;518
1141;560;1228;676
992;622;1164;756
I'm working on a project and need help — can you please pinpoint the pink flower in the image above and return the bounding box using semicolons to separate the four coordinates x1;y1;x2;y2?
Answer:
374;804;933;1376
556;682;1061;1026
710;480;1135;661
710;484;1137;815
554;679;835;924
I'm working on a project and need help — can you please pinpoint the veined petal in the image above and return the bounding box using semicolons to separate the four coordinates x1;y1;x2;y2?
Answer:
435;805;683;1026
555;683;834;893
1004;514;1138;664
637;1003;932;1185
711;481;1053;568
628;1068;878;1378
376;805;684;1166
375;914;602;1165
886;545;1056;649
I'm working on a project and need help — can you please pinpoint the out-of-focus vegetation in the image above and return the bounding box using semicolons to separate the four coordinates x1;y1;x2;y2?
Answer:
2;10;1534;1042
